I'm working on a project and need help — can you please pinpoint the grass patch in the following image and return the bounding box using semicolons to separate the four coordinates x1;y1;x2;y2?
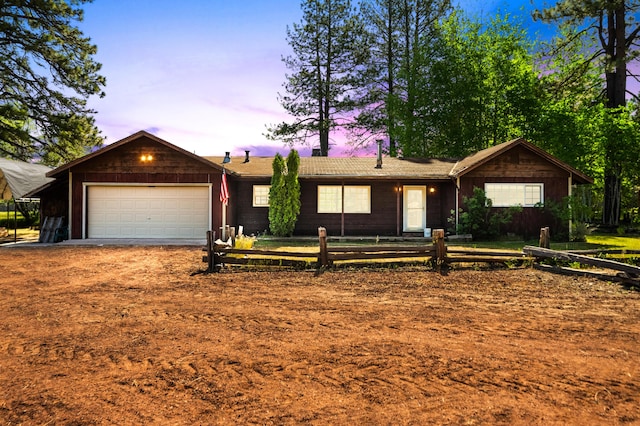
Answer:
583;235;640;251
0;227;39;243
254;233;640;252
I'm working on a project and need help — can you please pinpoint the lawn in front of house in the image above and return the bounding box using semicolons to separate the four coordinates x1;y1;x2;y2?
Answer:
254;233;640;252
0;227;39;243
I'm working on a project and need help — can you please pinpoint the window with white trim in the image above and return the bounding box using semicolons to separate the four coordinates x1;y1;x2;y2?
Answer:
318;185;371;214
252;185;270;207
485;183;543;207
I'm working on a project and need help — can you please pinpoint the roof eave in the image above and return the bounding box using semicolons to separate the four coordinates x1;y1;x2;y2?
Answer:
450;138;593;184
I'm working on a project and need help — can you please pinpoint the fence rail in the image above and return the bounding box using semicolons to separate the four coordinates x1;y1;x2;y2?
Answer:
203;227;529;272
202;227;639;288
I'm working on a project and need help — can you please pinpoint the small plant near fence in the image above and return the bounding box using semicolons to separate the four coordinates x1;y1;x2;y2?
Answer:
234;235;256;250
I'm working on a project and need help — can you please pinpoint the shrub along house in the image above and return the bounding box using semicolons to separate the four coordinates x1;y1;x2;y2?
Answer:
32;130;591;241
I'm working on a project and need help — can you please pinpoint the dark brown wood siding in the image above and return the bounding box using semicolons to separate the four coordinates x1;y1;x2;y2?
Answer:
39;179;69;230
293;180;398;236
427;181;457;232
72;136;216;174
233;179;271;236
290;179;452;236
458;146;571;238
462;145;570;179
228;179;455;237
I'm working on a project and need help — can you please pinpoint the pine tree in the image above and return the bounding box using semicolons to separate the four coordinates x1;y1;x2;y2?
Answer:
267;0;369;156
355;0;451;157
534;0;640;225
0;0;105;164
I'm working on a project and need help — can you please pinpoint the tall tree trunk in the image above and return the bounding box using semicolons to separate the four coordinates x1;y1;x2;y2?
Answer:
386;0;397;157
602;6;626;226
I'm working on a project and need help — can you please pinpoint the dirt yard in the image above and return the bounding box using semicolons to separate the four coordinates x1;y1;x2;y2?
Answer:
0;246;638;425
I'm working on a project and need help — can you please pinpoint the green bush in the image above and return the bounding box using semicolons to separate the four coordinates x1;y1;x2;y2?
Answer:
536;195;593;241
571;221;590;242
454;187;521;240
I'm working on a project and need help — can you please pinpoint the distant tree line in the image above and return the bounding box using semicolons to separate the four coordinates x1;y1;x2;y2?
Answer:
268;0;640;227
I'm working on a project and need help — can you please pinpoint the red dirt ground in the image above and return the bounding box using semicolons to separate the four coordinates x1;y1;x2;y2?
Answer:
0;246;638;425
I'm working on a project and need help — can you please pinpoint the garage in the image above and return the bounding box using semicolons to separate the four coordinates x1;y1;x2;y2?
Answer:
86;185;210;238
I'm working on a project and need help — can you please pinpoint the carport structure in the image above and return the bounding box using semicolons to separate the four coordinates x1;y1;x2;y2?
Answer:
0;157;52;242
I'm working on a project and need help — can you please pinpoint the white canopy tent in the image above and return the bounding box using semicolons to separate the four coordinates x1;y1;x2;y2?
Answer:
0;157;52;242
0;157;52;200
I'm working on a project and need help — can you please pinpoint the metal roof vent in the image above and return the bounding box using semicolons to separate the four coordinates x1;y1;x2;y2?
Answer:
375;140;383;169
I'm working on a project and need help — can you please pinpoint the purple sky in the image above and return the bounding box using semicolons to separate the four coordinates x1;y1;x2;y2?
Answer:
79;0;543;157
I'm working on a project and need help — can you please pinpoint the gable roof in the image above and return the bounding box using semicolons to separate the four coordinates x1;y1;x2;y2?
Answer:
203;155;458;180
43;130;592;184
46;130;219;178
449;138;593;184
206;138;592;184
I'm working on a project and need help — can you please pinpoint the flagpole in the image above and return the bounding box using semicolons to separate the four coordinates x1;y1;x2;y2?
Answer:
221;197;227;240
220;167;229;240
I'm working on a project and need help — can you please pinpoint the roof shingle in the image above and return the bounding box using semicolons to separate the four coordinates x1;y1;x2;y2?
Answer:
202;156;459;180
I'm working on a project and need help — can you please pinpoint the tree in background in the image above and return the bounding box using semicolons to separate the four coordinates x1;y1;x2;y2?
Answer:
267;0;369;156
405;12;542;158
354;0;451;156
534;0;640;225
268;150;301;236
0;0;105;165
391;0;453;156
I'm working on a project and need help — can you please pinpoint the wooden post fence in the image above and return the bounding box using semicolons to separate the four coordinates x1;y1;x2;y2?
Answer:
539;227;550;249
318;227;329;268
205;230;219;272
204;228;536;272
433;228;446;267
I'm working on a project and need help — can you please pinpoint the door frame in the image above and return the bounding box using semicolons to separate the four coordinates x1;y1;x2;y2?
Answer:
403;185;426;232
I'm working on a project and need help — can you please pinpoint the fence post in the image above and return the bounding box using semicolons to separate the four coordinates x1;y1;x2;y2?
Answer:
230;226;236;247
206;230;215;272
318;227;328;268
433;229;446;268
539;227;550;249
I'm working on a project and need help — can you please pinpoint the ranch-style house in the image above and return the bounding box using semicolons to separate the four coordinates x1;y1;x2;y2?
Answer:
32;130;592;240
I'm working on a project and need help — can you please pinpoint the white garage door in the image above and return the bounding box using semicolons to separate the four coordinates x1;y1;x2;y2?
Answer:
87;186;210;238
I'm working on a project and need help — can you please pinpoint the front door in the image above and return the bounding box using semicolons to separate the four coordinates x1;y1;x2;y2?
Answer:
403;186;426;232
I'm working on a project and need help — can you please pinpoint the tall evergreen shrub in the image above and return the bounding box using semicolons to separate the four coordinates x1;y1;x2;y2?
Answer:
268;150;301;236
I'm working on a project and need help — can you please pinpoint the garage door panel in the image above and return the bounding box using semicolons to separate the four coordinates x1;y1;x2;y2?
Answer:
87;186;210;238
148;199;166;209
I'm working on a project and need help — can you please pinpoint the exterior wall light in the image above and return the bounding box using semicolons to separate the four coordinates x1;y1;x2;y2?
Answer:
429;187;436;193
140;154;153;162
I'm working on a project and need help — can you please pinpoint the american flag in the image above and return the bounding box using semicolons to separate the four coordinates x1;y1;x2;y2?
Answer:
220;169;229;205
